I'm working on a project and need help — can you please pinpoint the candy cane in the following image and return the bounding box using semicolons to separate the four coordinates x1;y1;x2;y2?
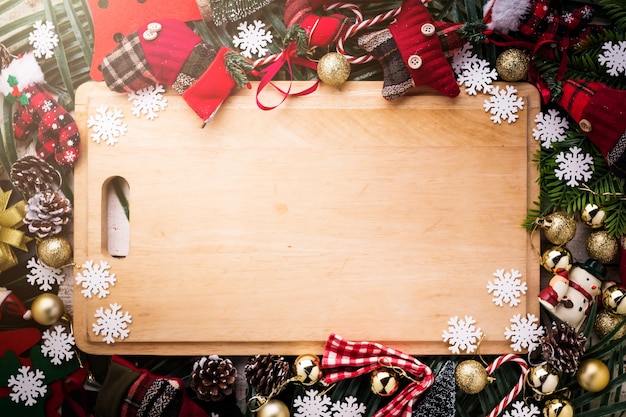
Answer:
485;354;529;417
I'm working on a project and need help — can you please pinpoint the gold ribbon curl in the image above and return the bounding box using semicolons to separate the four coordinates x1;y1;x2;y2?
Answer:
0;189;32;271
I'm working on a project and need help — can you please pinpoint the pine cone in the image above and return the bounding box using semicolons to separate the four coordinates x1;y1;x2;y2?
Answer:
540;321;587;375
190;355;238;401
24;190;72;238
10;155;61;197
244;354;291;397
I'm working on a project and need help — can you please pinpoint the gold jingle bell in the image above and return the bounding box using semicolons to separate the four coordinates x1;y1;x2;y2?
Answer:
536;212;576;246
585;230;618;263
576;358;610;392
526;364;560;396
370;368;399;397
602;284;626;316
256;399;290;417
455;360;489;394
541;246;573;273
581;203;606;229
37;236;72;268
30;293;64;326
543;398;574;417
593;309;626;340
294;354;322;386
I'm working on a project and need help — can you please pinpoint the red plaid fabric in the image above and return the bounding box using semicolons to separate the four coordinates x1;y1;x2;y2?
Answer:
322;333;434;417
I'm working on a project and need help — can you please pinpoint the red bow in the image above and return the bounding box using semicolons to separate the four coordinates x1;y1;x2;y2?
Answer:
322;333;434;417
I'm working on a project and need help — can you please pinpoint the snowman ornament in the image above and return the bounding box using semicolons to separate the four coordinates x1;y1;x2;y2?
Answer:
538;259;607;331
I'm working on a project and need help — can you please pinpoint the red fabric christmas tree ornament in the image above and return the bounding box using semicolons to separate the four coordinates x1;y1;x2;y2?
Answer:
102;18;242;125
0;53;80;167
558;80;626;178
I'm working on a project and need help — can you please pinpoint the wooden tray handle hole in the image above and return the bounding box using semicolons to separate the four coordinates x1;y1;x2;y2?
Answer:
104;176;130;258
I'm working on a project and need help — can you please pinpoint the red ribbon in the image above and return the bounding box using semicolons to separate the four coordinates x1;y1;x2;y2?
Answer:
322;333;434;417
256;41;319;110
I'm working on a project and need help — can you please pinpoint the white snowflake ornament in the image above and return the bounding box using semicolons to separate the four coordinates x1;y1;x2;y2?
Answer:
484;85;525;124
504;313;544;352
26;257;65;291
75;260;116;298
442;315;483;354
232;20;273;59
503;400;541;417
554;146;593;187
487;268;527;307
452;44;475;76
598;40;626;77
92;303;132;344
28;20;59;59
457;58;498;95
87;105;127;145
332;396;367;417
41;325;76;365
293;389;332;417
129;84;168;120
7;365;48;406
533;109;569;149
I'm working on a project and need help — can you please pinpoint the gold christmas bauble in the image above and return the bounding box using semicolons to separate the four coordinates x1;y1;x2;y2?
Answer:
542;398;574;417
602;284;626;316
294;354;322;386
256;399;290;417
541;246;573;273
30;293;64;326
455;360;489;394
594;310;626;340
581;203;606;229
370;369;399;396
37;236;72;268
537;212;576;246
496;49;529;82
317;52;351;87
585;230;618;263
526;364;560;396
576;358;610;392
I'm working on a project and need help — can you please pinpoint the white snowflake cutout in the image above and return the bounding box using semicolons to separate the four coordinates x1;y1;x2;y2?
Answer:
598;40;626;77
293;389;332;417
28;20;59;59
452;43;476;76
457;58;498;95
487;268;527;307
232;20;273;59
41;325;76;365
26;256;65;291
92;303;132;344
7;365;47;406
332;396;367;417
504;313;544;352
75;260;116;298
129;84;168;120
503;400;541;417
554;146;593;187
442;315;483;354
87;105;127;145
533;109;569;149
483;85;525;124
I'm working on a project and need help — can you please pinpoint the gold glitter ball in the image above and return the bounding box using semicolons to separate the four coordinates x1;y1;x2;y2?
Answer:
317;52;351;87
496;49;529;82
537;212;576;246
585;230;618;263
594;310;626;340
37;236;72;268
455;360;488;394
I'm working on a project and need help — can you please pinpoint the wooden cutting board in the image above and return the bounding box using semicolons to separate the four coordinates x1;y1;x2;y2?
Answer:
73;81;540;355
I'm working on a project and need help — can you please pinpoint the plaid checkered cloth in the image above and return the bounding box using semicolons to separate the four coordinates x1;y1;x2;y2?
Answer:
322;333;434;417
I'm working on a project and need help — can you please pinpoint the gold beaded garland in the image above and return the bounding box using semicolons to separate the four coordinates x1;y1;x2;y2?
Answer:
576;358;610;392
37;236;72;268
537;212;576;246
30;293;64;326
594;310;626;340
454;360;489;394
495;49;529;82
317;52;351;87
542;398;574;417
585;230;618;263
256;399;290;417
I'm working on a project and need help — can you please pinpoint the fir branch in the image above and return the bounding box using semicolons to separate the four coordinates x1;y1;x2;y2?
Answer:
598;0;626;31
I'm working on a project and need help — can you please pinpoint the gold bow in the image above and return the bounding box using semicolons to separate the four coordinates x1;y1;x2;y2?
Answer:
0;189;32;272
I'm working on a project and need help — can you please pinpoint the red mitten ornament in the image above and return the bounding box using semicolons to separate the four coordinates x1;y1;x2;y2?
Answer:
102;19;247;125
483;0;597;51
558;80;626;178
358;0;466;100
0;53;80;167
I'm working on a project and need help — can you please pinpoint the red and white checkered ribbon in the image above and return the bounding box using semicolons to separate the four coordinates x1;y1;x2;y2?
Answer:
485;354;529;417
322;333;434;417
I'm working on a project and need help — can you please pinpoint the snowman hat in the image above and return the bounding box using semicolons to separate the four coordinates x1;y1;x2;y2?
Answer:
575;259;607;281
